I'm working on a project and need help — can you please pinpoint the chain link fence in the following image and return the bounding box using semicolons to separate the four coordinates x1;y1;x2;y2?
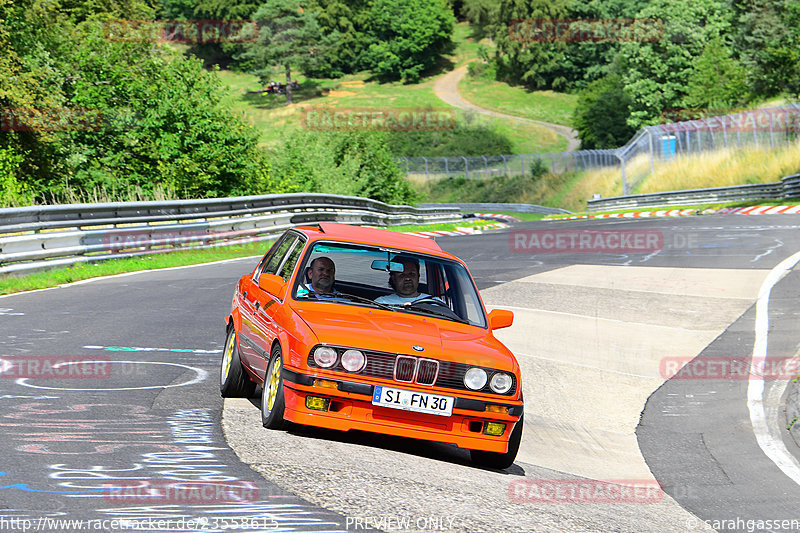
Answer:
397;104;800;194
397;150;618;181
616;104;800;194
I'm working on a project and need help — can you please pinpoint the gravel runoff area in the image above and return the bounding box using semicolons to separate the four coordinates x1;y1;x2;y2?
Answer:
222;400;714;533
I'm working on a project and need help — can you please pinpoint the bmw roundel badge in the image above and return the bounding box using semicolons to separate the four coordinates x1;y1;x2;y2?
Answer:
412;345;424;352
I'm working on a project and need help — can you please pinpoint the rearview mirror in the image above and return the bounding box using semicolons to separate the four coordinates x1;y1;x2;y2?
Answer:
488;309;514;330
371;260;405;272
258;273;287;300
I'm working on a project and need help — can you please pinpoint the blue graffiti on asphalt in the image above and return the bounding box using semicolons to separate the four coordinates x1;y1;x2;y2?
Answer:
0;472;111;494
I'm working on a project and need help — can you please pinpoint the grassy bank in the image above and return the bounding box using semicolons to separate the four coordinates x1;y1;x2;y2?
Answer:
412;172;582;210
218;69;568;154
413;141;800;212
458;76;578;127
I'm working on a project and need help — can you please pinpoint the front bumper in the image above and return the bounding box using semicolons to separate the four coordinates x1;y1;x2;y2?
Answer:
281;368;523;453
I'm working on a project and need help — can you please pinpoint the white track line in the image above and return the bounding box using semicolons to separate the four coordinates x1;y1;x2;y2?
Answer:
747;250;800;485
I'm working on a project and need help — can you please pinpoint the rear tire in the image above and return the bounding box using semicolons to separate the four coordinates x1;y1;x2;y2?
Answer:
261;344;287;429
470;411;524;470
220;327;256;398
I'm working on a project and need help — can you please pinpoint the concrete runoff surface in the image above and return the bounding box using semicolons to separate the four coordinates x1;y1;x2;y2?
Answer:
484;266;768;482
223;265;769;532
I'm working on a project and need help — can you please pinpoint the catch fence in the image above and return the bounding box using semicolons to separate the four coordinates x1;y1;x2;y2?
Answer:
397;104;800;195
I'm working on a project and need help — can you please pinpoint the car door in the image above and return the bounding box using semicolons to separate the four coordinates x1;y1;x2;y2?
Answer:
241;233;305;381
239;234;294;375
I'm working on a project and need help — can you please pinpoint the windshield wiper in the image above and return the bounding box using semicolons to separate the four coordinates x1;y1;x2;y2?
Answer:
334;291;396;311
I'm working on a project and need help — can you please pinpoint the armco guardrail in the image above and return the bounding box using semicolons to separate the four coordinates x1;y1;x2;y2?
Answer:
587;174;800;212
419;203;571;215
0;193;463;275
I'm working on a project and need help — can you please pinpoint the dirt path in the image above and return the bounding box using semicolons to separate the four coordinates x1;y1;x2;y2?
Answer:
433;65;581;152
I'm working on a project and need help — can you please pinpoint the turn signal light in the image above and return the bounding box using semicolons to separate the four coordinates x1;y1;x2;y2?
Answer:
313;379;339;389
483;422;506;436
305;396;330;411
484;405;509;414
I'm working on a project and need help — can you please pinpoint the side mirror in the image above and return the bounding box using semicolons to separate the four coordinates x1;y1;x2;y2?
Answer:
258;273;287;300
488;309;514;330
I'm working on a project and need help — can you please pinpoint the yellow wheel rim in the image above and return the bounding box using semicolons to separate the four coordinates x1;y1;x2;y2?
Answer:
221;332;235;384
266;356;282;410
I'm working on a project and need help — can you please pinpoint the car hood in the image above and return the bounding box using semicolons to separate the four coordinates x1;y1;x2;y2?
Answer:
293;305;517;370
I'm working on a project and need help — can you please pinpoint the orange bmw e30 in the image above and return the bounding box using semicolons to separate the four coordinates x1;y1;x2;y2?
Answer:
221;222;523;468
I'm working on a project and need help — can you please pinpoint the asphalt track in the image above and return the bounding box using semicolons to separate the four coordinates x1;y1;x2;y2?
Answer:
1;214;799;532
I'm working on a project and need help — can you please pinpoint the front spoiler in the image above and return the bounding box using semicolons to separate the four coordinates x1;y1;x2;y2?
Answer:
281;368;523;453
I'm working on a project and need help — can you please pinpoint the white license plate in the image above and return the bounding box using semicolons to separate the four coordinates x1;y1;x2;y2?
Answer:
372;386;454;416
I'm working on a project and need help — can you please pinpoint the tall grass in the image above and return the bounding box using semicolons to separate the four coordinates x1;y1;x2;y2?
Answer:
414;141;800;213
636;142;800;193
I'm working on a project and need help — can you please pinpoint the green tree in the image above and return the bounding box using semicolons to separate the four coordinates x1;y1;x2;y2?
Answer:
488;0;574;90
0;0;278;205
735;0;800;97
306;0;370;77
240;0;332;104
55;21;274;198
363;0;455;83
684;37;748;109
462;0;499;38
188;0;263;69
616;0;735;129
270;131;417;204
572;74;636;149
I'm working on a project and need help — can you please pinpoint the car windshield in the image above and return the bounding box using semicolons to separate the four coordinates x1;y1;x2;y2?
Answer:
292;241;487;328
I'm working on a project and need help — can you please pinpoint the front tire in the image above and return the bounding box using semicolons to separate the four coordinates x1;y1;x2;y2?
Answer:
261;344;287;429
220;328;256;398
470;411;524;470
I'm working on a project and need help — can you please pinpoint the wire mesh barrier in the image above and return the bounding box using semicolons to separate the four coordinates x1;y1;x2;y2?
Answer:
615;105;800;194
396;104;800;195
396;150;619;180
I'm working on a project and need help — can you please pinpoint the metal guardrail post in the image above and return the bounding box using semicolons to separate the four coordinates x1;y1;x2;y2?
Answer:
462;156;469;179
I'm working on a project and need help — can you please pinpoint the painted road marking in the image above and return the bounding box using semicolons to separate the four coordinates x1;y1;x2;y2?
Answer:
747;250;800;486
83;345;221;353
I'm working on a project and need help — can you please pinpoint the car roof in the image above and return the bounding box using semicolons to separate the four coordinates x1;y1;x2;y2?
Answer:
294;222;454;258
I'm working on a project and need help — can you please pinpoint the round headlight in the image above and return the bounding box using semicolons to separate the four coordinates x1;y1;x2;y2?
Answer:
464;367;487;390
313;346;338;368
490;372;513;394
341;349;366;372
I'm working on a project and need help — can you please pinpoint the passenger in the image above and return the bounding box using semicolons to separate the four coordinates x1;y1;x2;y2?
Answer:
375;256;439;305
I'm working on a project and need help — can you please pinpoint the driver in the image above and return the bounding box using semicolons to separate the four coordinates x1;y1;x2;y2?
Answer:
375;256;439;305
297;256;340;298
